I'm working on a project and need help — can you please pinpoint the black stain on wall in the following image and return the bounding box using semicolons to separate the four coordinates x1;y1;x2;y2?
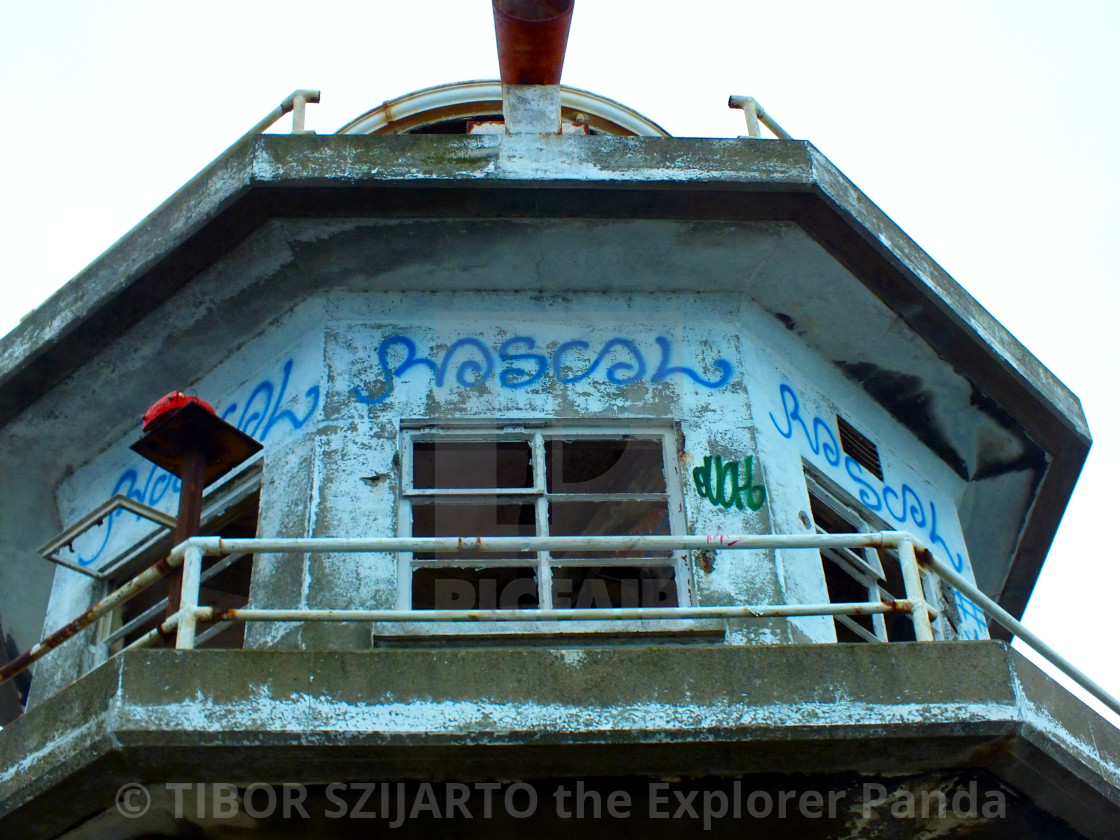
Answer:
834;362;969;479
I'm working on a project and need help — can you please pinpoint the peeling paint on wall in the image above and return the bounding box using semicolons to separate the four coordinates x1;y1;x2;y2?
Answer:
43;286;987;674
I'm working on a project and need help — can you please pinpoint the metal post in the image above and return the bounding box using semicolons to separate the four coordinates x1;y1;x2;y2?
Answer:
898;539;935;641
291;92;309;134
166;445;206;621
728;95;793;140
175;544;205;650
744;98;762;138
728;95;763;138
235;90;321;145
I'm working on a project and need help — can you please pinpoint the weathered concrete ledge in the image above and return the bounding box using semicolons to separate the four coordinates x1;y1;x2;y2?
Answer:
0;642;1116;837
0;134;1085;447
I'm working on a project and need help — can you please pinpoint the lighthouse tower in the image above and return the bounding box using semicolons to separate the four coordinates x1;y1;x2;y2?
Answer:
0;3;1115;837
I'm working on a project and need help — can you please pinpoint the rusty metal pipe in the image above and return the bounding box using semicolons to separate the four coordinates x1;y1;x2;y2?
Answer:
166;445;206;621
492;0;574;85
0;554;179;686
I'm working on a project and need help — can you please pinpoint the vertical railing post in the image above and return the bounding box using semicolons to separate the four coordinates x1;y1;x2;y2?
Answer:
291;92;310;133
897;538;935;641
175;543;205;650
744;98;762;137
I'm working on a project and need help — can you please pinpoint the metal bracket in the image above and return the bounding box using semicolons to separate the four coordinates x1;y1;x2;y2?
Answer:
728;95;792;140
38;495;177;579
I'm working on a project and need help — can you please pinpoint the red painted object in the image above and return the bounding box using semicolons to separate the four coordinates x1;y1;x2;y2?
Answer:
141;392;216;432
492;0;574;86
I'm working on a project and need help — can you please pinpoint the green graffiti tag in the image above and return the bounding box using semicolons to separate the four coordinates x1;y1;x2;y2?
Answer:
693;454;766;512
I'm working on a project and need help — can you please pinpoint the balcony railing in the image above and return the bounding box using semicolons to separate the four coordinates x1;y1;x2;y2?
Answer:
4;531;1119;718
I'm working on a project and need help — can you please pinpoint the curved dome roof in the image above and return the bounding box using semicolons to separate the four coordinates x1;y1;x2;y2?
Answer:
337;80;669;137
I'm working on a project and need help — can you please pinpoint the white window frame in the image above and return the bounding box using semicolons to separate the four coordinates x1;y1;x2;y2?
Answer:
804;466;912;644
394;421;698;636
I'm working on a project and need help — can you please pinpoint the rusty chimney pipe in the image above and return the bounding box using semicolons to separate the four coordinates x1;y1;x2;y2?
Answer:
492;0;575;86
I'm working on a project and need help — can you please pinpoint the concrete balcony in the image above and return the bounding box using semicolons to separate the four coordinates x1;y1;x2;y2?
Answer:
0;641;1117;838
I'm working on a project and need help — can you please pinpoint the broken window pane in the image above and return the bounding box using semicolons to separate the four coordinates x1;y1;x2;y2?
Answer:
413;441;533;490
552;566;677;609
807;473;914;643
411;500;535;562
546;439;665;494
413;567;538;610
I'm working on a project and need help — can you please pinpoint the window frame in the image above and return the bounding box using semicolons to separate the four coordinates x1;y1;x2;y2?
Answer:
94;459;263;657
803;465;918;644
394;421;696;634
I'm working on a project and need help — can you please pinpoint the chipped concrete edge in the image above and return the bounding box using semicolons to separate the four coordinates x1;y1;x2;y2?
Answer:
1008;649;1120;800
0;657;121;818
806;144;1090;446
0;141;257;391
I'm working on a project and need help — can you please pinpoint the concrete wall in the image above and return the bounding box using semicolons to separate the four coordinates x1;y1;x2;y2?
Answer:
738;303;985;641
24;215;987;703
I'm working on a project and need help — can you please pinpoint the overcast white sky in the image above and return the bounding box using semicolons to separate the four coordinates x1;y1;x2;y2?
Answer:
2;1;1118;719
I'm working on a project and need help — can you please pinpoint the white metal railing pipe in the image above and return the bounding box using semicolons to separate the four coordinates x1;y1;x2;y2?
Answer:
237;89;321;143
102;599;167;649
4;531;915;686
119;612;181;654
918;551;1120;718
897;539;935;642
0;552;181;685
195;600;917;626
15;528;1120;727
174;544;205;650
174;531;919;560
100;551;252;649
728;95;793;140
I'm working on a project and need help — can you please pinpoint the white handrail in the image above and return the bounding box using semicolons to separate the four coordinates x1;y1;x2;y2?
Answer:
8;530;1118;719
168;531;932;653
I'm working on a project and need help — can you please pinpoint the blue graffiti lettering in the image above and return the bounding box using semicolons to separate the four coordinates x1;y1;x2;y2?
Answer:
357;334;734;402
772;381;972;596
882;483;927;529
76;358;320;567
844;457;882;511
436;338;494;388
498;337;547;389
594;338;646;385
652;336;733;388
928;501;966;572
353;336;436;405
553;340;593;384
769;383;841;466
221;359;320;439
